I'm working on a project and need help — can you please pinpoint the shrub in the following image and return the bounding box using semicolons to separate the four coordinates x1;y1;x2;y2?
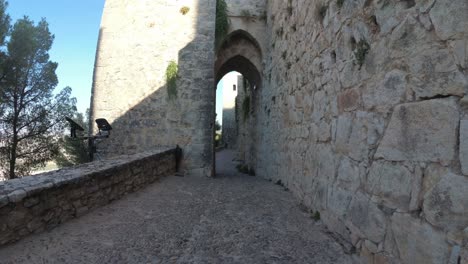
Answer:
180;6;190;15
166;61;178;100
354;39;370;68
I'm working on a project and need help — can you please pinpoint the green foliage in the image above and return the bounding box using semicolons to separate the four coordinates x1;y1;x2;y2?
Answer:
236;164;255;176
0;0;9;47
55;111;89;167
0;15;77;179
215;0;229;49
180;6;190;15
337;0;345;8
166;61;178;100
236;164;249;174
242;95;250;122
354;39;370;68
312;211;321;221
215;132;222;147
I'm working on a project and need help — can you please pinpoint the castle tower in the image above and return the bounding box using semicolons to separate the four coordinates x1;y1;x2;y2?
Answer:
90;0;216;176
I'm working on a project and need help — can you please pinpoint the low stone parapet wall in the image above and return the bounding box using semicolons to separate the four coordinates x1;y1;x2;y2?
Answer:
0;148;177;246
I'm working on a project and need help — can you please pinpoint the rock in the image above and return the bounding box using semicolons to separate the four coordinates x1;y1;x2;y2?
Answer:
447;245;461;264
334;113;353;154
336;157;360;192
334;112;380;162
391;213;450;264
430;0;468;40
363;70;407;113
460;120;468;175
408;48;467;99
338;88;360;113
409;166;423;211
423;163;448;195
364;239;379;254
365;161;412;211
423;173;468;231
327;185;354;217
375;99;459;164
346;192;387;243
7;189;27;203
450;39;467;69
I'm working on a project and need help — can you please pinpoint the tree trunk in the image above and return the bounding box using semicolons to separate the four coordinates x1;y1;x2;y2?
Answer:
9;149;16;179
9;137;17;179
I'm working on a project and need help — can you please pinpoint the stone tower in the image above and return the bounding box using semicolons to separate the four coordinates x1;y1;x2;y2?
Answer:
90;0;216;176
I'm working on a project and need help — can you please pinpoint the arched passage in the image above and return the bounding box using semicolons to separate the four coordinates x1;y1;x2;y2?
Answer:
214;30;263;176
215;30;263;88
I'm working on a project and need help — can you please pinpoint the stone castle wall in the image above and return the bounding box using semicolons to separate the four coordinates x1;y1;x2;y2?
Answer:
90;0;216;176
253;0;468;263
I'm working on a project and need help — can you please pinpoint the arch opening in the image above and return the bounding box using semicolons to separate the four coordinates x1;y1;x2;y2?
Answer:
214;30;263;177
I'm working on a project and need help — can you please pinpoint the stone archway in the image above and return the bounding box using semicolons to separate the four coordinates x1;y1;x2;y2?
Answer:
214;29;263;174
215;30;263;87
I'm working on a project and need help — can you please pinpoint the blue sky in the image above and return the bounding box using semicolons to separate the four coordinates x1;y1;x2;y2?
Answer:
8;0;105;114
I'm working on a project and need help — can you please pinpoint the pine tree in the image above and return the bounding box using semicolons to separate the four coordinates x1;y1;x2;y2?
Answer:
0;15;76;179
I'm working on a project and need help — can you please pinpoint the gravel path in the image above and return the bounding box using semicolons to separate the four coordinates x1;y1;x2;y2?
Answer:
0;150;355;264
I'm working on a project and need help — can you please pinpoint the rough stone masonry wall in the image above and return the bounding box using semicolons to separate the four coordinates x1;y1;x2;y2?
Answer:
255;0;468;263
90;0;216;176
0;148;177;246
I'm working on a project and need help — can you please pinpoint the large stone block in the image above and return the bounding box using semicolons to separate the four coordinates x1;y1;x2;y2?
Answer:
363;70;407;113
338;88;360;113
375;99;459;164
365;161;412;211
346;192;387;243
423;172;468;231
391;213;450;264
430;0;468;40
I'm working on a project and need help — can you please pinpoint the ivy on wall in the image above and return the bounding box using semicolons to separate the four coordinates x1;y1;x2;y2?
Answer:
166;61;178;100
215;0;229;49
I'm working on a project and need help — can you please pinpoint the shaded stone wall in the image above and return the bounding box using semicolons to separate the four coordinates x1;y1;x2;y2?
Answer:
253;0;468;263
0;148;177;246
90;0;216;177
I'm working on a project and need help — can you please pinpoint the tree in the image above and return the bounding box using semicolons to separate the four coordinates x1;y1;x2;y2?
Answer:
0;16;76;179
0;0;10;92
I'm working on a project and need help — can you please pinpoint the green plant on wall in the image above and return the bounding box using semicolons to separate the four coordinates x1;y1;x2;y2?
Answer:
354;39;370;68
215;0;229;49
180;6;190;15
166;61;178;100
242;95;250;122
